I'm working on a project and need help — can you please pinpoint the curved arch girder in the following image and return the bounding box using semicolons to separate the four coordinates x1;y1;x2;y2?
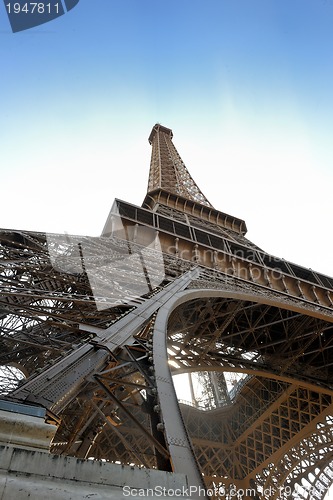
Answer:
152;287;333;499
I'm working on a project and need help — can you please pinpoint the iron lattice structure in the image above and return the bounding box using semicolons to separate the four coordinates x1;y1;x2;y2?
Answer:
1;124;333;499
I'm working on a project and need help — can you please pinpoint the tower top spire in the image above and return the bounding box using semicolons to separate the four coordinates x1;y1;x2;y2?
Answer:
147;124;212;208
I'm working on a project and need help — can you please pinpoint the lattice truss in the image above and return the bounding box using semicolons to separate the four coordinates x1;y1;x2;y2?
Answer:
1;226;333;499
0;229;184;470
50;334;171;471
167;295;333;498
0;230;168;385
148;124;212;207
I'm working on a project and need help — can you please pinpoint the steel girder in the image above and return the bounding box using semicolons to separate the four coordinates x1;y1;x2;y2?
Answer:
1;228;332;498
1;125;333;499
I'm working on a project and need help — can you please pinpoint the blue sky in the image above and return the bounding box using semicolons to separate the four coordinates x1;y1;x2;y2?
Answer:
1;0;333;277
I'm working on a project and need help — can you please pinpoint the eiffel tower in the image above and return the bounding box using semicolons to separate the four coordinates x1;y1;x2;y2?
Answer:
0;124;333;499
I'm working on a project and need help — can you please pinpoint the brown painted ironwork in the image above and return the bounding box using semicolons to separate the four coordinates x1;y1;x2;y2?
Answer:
0;125;332;499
